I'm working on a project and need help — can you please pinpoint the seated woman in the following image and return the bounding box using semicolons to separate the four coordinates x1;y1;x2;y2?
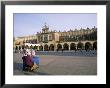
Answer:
22;49;34;71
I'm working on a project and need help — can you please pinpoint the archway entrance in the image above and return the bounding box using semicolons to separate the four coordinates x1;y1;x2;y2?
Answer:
19;46;21;50
49;44;54;51
77;42;84;50
44;44;48;51
85;42;92;51
25;45;29;49
39;45;43;51
63;43;69;50
30;45;33;49
15;46;18;50
70;43;76;50
57;44;62;51
93;42;97;50
22;45;25;49
34;45;38;50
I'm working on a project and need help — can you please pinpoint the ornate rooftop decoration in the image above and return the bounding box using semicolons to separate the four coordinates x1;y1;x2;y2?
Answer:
42;22;49;29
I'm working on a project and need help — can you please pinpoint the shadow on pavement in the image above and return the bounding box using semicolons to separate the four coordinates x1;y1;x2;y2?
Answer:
14;62;51;75
23;71;51;75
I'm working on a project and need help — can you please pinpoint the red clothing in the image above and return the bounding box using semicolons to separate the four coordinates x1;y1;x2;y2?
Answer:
22;55;33;67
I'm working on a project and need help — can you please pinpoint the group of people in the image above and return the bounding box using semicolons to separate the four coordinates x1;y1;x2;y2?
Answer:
22;49;39;72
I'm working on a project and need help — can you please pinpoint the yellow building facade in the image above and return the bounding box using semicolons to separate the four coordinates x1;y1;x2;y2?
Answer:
14;24;97;51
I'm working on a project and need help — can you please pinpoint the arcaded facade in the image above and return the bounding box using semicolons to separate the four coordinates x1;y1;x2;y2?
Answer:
14;24;97;51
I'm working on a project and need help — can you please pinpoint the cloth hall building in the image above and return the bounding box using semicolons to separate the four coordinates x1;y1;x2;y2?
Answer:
14;24;97;51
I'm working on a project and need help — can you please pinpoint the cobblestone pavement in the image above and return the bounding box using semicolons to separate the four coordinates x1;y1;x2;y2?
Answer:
13;52;97;75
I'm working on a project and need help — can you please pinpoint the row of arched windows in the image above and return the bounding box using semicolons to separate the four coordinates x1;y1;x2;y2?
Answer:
15;42;97;51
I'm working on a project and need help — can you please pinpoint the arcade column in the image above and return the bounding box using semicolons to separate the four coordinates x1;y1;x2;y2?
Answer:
69;44;70;51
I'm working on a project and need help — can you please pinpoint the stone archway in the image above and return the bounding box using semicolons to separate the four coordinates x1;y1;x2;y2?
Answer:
63;43;69;50
19;46;21;50
22;45;25;49
34;45;38;50
44;44;49;51
25;45;29;49
49;44;54;51
70;43;76;50
57;44;62;51
93;42;97;50
85;42;92;51
77;42;84;50
39;45;43;51
30;45;33;49
15;46;18;50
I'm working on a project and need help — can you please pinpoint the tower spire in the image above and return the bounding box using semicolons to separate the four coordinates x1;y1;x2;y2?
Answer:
45;22;47;26
42;22;49;33
43;22;48;28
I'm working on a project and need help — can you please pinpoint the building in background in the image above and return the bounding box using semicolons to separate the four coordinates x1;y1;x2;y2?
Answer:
14;23;97;51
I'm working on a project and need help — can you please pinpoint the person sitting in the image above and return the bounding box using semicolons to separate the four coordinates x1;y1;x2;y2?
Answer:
22;49;34;71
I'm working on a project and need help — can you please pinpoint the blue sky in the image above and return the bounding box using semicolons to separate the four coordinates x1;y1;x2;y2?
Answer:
14;13;97;37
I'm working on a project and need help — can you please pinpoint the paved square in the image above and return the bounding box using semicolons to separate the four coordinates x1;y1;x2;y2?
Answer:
13;52;97;75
